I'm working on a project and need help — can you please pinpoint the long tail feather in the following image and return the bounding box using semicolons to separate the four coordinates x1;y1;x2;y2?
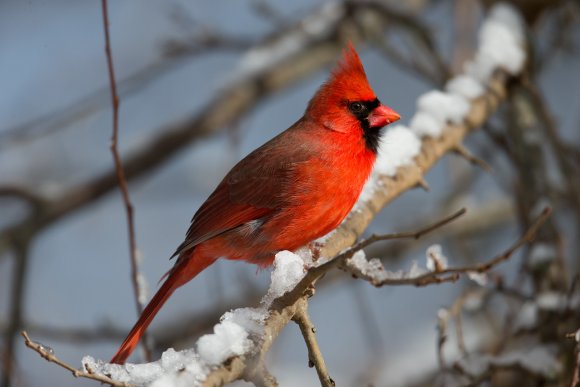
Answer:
110;252;216;364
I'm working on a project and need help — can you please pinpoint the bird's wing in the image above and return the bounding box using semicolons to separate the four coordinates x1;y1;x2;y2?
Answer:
171;120;317;258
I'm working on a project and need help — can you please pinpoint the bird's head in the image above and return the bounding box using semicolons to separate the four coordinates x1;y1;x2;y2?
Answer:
306;43;400;142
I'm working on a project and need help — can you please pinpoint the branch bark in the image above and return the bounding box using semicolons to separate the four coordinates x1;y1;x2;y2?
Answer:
293;302;333;387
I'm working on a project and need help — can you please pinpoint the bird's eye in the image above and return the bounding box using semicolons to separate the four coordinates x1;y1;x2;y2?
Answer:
349;101;366;115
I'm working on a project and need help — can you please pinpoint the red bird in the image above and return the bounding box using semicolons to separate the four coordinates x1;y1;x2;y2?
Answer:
111;43;400;364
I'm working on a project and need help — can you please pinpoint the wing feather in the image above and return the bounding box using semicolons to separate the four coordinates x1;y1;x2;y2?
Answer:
171;118;317;258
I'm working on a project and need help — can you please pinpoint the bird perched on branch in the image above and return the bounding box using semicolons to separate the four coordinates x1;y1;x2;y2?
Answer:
111;43;400;364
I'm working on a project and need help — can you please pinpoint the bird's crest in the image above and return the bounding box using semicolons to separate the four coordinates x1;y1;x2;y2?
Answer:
306;43;377;123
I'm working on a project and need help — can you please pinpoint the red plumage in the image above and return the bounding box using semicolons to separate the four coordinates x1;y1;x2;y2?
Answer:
110;43;400;364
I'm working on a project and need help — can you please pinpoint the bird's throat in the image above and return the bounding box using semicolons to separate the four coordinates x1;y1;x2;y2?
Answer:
361;122;383;154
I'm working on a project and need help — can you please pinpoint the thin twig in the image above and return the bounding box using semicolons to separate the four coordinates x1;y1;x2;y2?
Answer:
101;0;150;361
344;207;551;287
358;207;467;247
293;302;334;387
453;144;493;172
21;331;132;387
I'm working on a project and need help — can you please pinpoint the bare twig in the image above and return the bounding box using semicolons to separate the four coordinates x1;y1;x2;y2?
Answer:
21;331;132;387
344;207;551;287
362;199;514;272
355;207;467;248
293;302;334;387
453;143;493;172
101;0;150;362
423;206;551;273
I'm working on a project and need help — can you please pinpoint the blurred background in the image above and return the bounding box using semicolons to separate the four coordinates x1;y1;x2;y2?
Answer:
1;0;579;386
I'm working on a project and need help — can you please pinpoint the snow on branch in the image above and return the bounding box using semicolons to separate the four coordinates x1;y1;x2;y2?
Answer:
358;2;525;204
22;3;530;387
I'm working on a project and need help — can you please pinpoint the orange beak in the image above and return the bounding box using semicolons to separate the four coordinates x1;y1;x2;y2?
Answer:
368;104;401;128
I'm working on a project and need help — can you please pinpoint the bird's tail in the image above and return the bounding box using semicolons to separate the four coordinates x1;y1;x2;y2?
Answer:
110;251;216;364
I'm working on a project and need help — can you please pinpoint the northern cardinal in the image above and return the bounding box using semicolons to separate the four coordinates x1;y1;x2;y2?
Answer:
110;43;400;364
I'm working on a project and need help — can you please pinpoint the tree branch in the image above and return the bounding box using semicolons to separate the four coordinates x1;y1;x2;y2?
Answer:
293;301;334;387
21;331;131;387
342;207;551;287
